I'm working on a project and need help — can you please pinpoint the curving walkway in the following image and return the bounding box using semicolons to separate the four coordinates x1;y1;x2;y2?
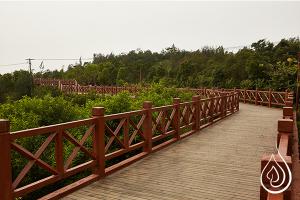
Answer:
63;103;281;200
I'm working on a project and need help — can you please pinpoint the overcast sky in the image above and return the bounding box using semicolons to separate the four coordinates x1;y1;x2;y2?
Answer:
0;1;299;74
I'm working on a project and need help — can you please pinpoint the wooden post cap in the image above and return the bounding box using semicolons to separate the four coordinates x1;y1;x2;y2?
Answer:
192;96;200;101
92;107;105;116
283;107;293;117
278;119;293;133
173;98;180;104
143;101;152;109
0;119;10;133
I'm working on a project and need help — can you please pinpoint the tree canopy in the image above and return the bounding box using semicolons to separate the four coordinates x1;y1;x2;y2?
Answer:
1;38;299;103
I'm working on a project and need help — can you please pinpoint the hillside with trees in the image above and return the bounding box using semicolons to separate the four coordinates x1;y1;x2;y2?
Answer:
35;38;300;90
0;38;299;104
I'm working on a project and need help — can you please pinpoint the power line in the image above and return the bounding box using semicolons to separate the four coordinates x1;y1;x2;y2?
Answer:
0;57;93;68
0;62;28;67
33;58;93;61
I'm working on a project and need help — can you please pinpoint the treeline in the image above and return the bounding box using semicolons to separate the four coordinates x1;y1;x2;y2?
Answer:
1;38;299;103
35;38;299;90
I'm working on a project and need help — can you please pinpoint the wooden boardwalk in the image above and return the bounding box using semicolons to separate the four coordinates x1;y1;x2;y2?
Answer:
63;103;281;200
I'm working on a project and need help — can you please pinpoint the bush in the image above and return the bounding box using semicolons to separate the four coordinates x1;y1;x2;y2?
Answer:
0;95;81;131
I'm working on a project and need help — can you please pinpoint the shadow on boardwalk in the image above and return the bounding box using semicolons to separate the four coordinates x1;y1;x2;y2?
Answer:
63;103;281;200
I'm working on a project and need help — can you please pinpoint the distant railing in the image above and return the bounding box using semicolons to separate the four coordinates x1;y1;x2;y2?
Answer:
34;78;291;108
260;93;294;200
34;78;139;95
0;92;239;200
237;89;288;107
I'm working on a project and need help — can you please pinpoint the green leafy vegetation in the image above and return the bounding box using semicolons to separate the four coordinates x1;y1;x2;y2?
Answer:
0;84;193;131
0;37;299;199
33;38;300;91
0;84;194;199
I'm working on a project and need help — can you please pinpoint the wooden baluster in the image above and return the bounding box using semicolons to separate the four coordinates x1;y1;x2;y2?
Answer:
192;96;200;131
209;96;214;122
143;101;153;153
0;119;13;200
234;88;238;111
220;92;225;117
124;116;129;149
199;100;203;127
231;93;234;113
92;107;106;178
236;92;240;111
173;98;181;140
268;88;272;108
55;127;64;178
255;88;258;105
285;89;288;102
223;94;227;117
244;89;246;103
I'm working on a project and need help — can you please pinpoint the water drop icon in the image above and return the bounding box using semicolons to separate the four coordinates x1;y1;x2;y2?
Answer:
260;148;292;194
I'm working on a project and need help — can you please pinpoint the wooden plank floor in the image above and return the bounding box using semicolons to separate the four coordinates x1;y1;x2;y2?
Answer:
63;103;281;200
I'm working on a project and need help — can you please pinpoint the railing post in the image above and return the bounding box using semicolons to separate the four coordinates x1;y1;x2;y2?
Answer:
230;93;234;113
192;96;200;131
0;119;13;200
209;96;215;122
268;88;272;108
255;88;258;105
285;89;288;102
173;98;181;140
143;101;153;153
237;92;240;110
92;107;106;178
244;88;246;103
220;92;225;117
283;107;293;120
224;93;228;117
233;89;239;111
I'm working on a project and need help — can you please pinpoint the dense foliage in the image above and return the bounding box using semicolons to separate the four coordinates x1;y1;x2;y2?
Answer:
34;38;300;91
0;84;193;131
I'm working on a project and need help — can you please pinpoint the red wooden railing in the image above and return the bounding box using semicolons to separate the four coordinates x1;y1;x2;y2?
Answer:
237;89;288;107
260;92;294;200
34;78;291;107
0;92;239;200
34;78;139;95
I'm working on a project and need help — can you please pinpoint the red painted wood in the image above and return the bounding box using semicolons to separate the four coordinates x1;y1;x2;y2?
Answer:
173;98;181;139
0;92;242;199
142;101;152;153
0;120;13;200
92;107;105;178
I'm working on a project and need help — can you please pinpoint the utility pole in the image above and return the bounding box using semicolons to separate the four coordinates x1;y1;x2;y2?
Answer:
26;58;34;96
79;57;82;66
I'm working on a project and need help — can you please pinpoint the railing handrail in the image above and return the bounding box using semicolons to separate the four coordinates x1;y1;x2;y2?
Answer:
0;92;240;200
260;94;294;200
